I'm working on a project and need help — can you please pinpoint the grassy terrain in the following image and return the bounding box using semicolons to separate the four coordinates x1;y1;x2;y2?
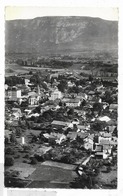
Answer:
96;165;117;188
5;63;29;76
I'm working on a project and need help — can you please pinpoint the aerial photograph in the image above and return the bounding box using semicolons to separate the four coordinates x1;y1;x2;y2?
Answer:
4;7;118;189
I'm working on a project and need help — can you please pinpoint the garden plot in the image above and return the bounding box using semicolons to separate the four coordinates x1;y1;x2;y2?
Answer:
6;166;36;180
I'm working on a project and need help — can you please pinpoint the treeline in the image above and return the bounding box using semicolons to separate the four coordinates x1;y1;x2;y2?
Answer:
50;60;73;68
16;58;73;68
5;76;25;86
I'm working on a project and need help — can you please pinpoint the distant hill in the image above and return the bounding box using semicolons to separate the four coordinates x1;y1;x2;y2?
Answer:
5;16;118;56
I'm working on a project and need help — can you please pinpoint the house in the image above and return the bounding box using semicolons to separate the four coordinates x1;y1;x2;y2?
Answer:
28;92;40;105
110;137;117;146
27;113;40;118
88;96;102;104
109;104;118;111
102;102;109;110
94;144;103;158
77;132;89;140
50;73;59;79
99;132;112;138
84;134;94;150
96;85;104;91
72;118;80;125
67;131;88;141
43;132;66;144
99;139;111;145
76;93;88;100
55;134;66;144
5;84;8;90
108;125;116;133
77;125;88;131
67;132;78;141
5;129;12;143
74;109;86;116
33;146;52;158
98;132;112;145
88;91;95;95
11;108;22;120
50;88;63;101
63;98;81;107
94;143;111;159
40;105;54;114
74;109;86;120
98;116;111;122
103;144;112;159
51;120;72;129
25;78;30;86
67;81;75;87
5;87;21;101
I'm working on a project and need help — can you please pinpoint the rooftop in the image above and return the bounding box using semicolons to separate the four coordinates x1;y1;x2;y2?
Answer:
51;120;70;127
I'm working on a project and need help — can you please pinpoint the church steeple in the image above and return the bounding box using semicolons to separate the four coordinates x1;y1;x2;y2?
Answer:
37;85;40;95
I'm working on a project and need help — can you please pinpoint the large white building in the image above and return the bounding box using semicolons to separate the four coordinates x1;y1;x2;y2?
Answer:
50;89;63;101
5;88;21;101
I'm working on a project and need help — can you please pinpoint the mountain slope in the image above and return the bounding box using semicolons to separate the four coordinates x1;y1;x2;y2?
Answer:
5;16;118;55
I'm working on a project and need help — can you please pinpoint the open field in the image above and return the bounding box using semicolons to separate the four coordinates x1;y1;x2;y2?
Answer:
96;165;117;188
27;164;78;186
5;63;29;76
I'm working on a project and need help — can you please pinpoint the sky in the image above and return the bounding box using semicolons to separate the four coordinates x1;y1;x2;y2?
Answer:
5;7;118;21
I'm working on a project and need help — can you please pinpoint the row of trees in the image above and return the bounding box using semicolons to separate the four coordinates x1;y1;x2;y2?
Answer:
5;76;25;86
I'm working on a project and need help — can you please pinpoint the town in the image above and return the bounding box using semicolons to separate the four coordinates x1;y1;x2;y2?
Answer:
4;55;117;189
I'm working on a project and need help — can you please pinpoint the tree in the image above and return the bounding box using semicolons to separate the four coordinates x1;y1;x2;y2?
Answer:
5;76;25;86
103;91;114;105
30;73;41;85
59;101;63;107
5;155;14;166
42;112;52;121
113;127;117;137
88;75;93;82
80;99;86;107
68;86;80;94
58;80;67;93
5;147;15;155
51;77;54;85
70;172;96;189
30;157;38;165
10;133;17;143
33;106;41;114
29;70;33;75
91;121;105;132
67;108;74;115
93;102;103;116
15;127;22;137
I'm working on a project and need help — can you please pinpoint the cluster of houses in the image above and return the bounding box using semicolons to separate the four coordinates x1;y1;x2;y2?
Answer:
49;118;117;159
5;69;118;178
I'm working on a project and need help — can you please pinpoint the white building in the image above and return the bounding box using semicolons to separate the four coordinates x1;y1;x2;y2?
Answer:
50;89;63;101
67;81;75;87
65;99;81;107
11;108;22;119
28;92;40;105
84;135;94;151
5;88;21;100
25;79;30;86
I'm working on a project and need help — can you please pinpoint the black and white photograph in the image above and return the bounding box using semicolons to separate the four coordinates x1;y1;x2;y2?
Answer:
4;6;118;190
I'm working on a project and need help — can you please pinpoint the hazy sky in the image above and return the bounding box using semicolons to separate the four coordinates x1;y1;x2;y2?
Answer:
5;7;118;21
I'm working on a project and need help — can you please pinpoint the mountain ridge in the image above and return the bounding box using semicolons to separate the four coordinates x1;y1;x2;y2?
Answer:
5;16;118;55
